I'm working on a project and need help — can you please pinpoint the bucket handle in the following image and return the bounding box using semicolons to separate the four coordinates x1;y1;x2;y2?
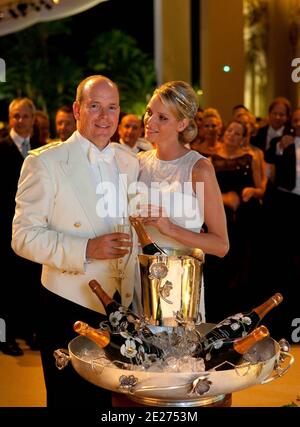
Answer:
53;348;70;370
260;351;294;384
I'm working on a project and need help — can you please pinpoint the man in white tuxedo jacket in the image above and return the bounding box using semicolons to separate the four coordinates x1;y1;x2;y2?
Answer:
12;76;140;408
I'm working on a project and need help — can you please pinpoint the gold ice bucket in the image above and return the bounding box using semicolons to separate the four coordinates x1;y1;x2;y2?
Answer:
138;247;204;327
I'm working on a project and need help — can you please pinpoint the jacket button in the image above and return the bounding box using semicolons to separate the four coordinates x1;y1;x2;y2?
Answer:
74;222;81;228
125;292;131;298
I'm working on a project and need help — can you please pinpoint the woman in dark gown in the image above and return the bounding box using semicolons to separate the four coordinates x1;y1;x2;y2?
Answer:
204;121;265;322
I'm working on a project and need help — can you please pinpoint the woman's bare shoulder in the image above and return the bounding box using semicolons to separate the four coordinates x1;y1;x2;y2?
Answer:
193;156;215;178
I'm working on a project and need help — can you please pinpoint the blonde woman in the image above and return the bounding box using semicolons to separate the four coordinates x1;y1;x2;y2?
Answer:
136;81;229;321
191;107;223;157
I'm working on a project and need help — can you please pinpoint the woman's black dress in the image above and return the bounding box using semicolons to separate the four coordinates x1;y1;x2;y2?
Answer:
204;153;263;322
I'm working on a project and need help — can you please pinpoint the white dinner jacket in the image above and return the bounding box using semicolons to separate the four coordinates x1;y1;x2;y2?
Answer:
12;131;140;314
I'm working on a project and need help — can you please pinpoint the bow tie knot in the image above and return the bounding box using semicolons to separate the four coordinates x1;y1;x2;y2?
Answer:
88;144;115;165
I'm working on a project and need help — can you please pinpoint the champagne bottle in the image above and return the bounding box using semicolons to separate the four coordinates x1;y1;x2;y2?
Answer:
199;293;283;351
74;320;163;366
74;320;110;347
129;215;167;255
194;325;269;371
88;279;154;339
74;320;130;365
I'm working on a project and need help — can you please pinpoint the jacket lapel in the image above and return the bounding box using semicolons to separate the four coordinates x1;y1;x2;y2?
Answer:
113;144;139;213
59;139;137;235
59;134;100;236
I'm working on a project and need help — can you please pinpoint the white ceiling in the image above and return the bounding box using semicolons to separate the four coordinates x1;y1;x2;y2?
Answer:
0;0;107;37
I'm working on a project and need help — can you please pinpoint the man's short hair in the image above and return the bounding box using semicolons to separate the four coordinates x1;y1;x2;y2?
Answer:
8;97;36;116
56;105;73;115
232;104;248;113
76;75;118;103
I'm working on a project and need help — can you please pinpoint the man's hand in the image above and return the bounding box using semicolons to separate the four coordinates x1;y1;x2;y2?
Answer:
279;135;294;151
86;232;132;260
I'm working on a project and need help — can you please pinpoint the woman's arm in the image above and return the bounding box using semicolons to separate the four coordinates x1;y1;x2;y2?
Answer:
256;148;267;194
192;158;229;257
241;151;265;201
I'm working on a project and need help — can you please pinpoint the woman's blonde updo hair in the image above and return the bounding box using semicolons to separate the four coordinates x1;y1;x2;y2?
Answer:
153;80;198;144
203;107;222;124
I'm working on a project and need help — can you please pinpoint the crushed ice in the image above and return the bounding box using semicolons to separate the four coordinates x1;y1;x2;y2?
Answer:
77;325;206;372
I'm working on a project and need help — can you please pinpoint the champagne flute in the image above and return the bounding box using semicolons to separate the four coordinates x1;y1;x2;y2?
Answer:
114;216;132;280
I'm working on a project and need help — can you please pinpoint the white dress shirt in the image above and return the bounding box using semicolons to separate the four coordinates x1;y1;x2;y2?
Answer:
10;128;31;155
119;138;153;154
80;136;128;220
266;126;284;151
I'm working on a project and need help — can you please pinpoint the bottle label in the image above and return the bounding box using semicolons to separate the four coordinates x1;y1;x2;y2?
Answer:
201;312;257;351
99;307;162;366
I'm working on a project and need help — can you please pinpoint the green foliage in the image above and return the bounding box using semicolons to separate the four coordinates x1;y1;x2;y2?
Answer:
87;29;156;116
0;20;81;118
0;24;155;121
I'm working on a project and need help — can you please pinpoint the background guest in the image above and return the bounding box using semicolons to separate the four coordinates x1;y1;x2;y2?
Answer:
191;107;223;157
252;97;291;154
31;110;51;147
232;104;249;120
54;105;76;142
0;97;41;356
204;120;265;322
118;113;152;153
263;108;300;339
189;107;204;149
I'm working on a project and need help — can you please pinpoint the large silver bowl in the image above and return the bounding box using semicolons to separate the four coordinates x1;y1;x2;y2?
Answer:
54;326;294;407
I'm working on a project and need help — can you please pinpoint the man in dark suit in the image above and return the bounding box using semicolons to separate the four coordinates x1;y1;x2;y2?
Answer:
252;96;291;155
0;97;41;355
264;108;300;341
252;97;292;223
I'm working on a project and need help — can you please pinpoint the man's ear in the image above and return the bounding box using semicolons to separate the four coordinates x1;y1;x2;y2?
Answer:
73;101;80;121
177;118;189;132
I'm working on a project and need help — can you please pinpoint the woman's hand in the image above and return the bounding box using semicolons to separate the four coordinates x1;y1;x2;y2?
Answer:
136;204;174;237
222;191;240;211
241;187;255;202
